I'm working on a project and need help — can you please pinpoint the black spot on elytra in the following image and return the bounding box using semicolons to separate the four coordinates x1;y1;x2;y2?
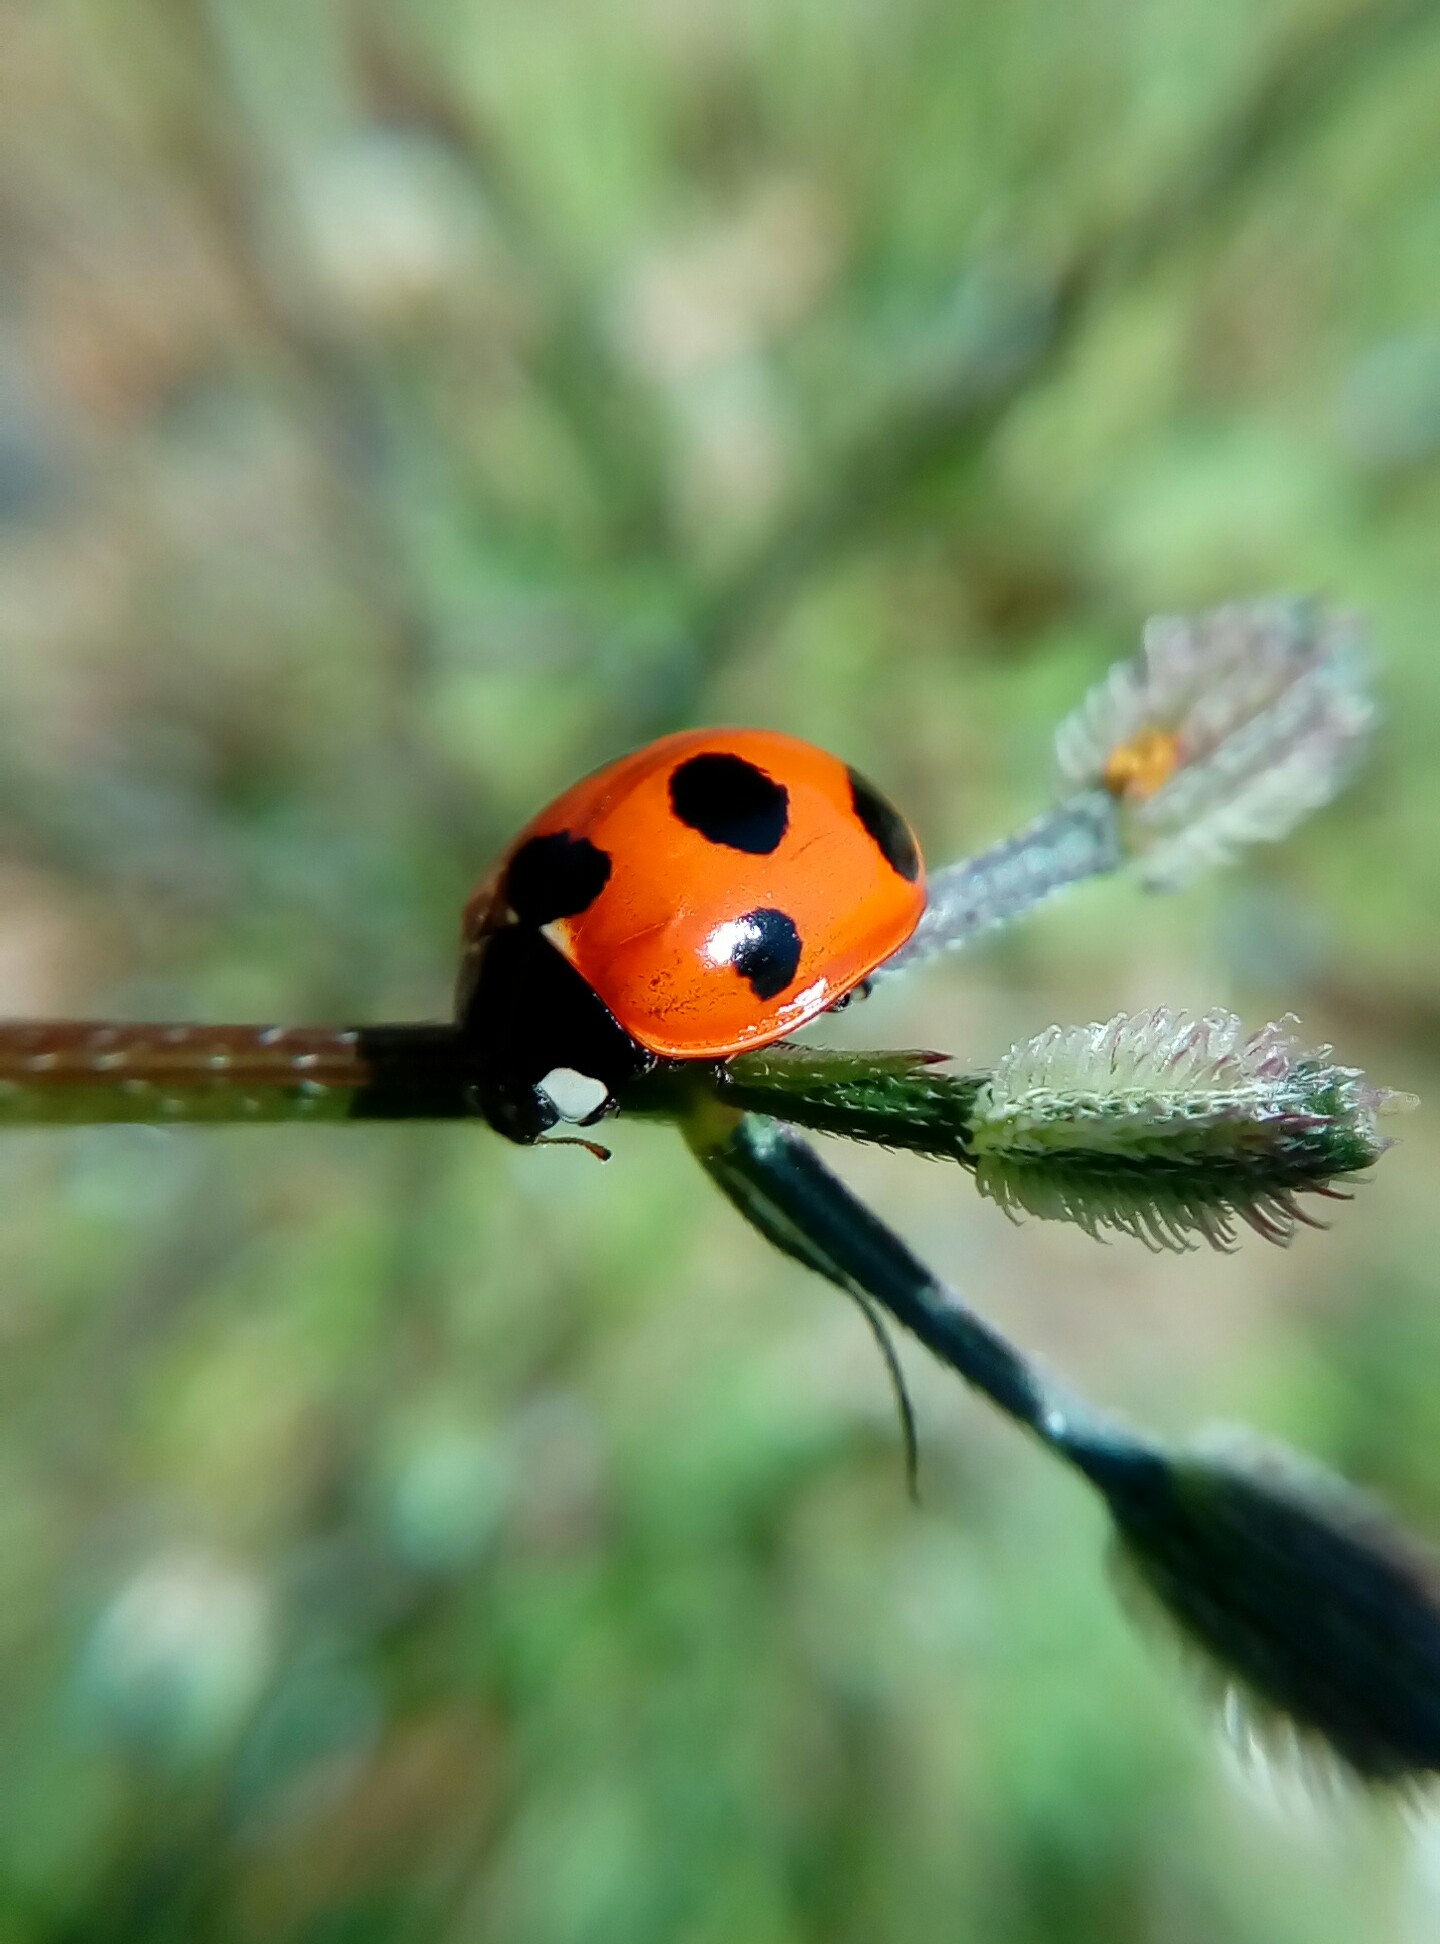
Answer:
847;768;920;882
669;752;789;855
504;831;612;925
722;907;803;1001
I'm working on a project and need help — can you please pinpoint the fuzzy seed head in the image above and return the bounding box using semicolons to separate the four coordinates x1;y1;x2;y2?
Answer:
1096;1429;1440;1790
1055;598;1375;888
969;1009;1407;1250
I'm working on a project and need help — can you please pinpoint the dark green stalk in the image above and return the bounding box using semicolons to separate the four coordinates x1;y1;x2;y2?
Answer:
689;1109;1440;1787
683;1108;1104;1450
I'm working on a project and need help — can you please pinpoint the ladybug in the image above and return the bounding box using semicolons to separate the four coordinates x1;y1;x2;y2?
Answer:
456;729;925;1143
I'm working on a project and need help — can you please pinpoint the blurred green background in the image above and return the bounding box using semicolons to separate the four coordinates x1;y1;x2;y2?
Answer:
1;1;1440;1938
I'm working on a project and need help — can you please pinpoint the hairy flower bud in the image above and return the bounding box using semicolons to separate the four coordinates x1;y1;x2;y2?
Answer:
1082;1428;1440;1789
1055;598;1374;888
969;1008;1409;1250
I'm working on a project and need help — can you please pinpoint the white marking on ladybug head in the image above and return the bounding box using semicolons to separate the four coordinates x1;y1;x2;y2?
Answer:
537;1067;610;1124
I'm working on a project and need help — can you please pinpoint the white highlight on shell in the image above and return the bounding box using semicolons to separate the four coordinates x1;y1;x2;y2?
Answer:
779;978;829;1024
537;1067;611;1124
703;917;756;967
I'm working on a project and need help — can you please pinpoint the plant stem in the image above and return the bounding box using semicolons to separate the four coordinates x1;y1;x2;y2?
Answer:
684;1107;1125;1466
0;1021;473;1124
879;790;1121;974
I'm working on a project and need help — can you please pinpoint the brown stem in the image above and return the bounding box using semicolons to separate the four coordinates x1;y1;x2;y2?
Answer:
0;1021;472;1124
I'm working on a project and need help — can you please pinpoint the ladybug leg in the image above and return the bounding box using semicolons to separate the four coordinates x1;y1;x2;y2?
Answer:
827;977;874;1015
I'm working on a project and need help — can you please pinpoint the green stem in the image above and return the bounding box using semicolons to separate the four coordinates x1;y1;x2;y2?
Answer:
706;1046;984;1160
684;1108;1131;1475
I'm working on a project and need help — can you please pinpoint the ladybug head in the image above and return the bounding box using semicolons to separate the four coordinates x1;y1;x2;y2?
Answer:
456;922;655;1145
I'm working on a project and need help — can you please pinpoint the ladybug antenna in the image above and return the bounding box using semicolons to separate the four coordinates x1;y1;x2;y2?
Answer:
538;1133;613;1162
845;1287;921;1502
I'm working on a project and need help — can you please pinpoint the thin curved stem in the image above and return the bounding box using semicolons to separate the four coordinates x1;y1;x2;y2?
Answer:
684;1108;1102;1456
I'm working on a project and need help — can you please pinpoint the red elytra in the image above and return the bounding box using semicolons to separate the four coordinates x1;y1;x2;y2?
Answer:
463;728;926;1061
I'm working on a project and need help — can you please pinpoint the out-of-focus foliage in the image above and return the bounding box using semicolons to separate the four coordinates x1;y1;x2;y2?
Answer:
0;1;1438;1937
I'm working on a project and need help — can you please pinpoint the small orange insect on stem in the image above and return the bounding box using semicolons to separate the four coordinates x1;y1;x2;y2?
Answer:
1102;727;1184;803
